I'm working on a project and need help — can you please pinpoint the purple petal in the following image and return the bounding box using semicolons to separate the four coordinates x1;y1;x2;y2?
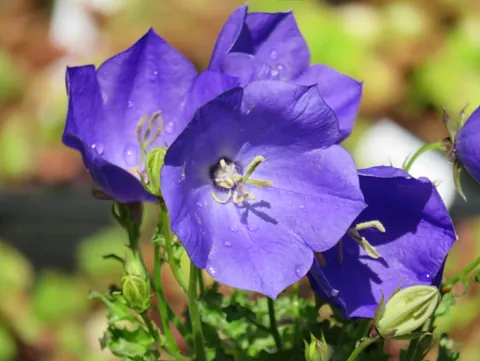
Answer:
295;64;363;142
96;28;197;163
309;166;457;318
182;70;239;125
209;5;248;71
63;65;104;151
241;11;309;78
212;8;310;84
162;83;365;297
238;145;366;252
455;106;480;181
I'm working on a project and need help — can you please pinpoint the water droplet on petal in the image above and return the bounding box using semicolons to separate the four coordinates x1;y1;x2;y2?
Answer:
420;273;432;282
229;226;238;233
165;121;175;134
196;201;205;208
270;69;280;79
150;70;158;80
224;241;232;247
247;224;258;232
123;144;138;167
270;50;278;60
329;289;339;297
298;204;305;210
127;100;134;108
91;142;104;155
207;265;217;276
295;264;307;277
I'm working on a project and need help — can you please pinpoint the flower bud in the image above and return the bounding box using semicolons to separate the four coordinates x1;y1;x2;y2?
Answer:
121;255;151;313
375;285;440;338
142;147;167;197
304;333;331;361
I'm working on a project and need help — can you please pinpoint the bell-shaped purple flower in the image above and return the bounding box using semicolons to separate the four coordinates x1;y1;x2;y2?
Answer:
209;5;362;142
63;29;238;203
453;106;480;182
161;81;366;298
308;166;457;318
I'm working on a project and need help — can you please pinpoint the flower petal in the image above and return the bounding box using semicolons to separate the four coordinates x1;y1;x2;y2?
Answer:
212;7;310;83
209;5;248;71
455;106;480;181
238;145;366;252
182;70;239;125
240;11;310;78
63;65;104;152
96;28;197;157
309;166;457;318
295;64;363;142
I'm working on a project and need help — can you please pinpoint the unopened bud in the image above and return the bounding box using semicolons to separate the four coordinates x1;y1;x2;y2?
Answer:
121;255;151;313
141;147;167;197
304;333;331;361
375;285;440;338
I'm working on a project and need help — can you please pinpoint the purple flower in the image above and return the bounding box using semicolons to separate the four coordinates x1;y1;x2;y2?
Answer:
63;29;238;203
308;166;457;318
161;81;366;298
452;106;480;182
209;4;362;142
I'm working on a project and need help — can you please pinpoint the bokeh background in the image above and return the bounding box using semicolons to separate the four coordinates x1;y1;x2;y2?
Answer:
0;0;480;360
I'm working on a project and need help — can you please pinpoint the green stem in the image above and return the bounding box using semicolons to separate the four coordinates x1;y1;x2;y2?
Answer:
403;142;445;172
142;313;162;345
153;241;183;357
346;336;380;361
161;212;188;293
198;270;205;296
188;262;206;361
267;298;283;351
443;256;480;289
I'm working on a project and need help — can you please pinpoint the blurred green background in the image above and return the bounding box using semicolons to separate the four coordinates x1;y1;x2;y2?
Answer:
0;0;479;360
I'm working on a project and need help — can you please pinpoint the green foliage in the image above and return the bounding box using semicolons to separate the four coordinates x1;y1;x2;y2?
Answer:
91;291;160;361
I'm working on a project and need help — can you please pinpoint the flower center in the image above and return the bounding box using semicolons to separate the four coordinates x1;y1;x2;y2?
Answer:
209;156;272;204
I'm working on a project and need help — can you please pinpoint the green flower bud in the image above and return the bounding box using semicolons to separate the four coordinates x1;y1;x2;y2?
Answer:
121;274;151;313
375;285;440;338
304;333;331;361
121;254;151;313
141;147;166;197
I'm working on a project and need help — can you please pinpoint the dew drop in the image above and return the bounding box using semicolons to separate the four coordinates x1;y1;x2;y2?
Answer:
270;49;279;60
329;289;339;297
150;70;158;80
207;265;217;276
295;264;307;277
298;204;305;210
196;201;205;208
224;241;232;247
127;100;134;108
91;142;104;155
165;121;175;134
229;225;238;233
247;224;258;232
270;69;280;78
123;144;138;167
420;273;432;282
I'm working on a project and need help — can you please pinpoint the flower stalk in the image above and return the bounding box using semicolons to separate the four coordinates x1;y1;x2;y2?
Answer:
188;262;207;361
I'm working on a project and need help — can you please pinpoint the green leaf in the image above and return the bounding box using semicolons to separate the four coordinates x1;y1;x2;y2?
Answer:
89;291;137;324
101;324;156;359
